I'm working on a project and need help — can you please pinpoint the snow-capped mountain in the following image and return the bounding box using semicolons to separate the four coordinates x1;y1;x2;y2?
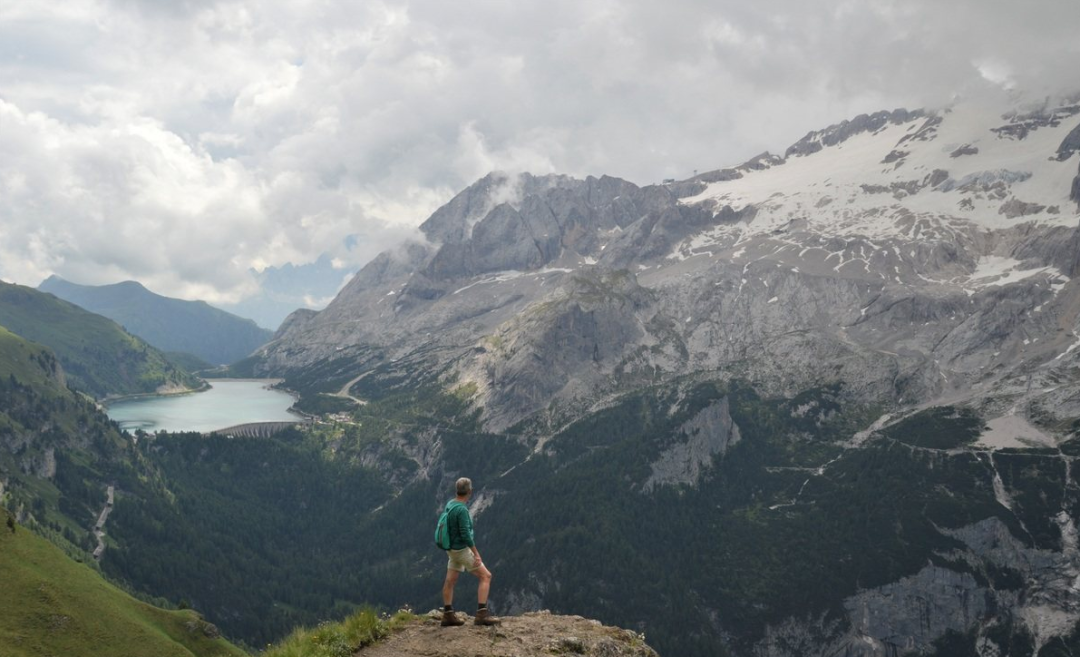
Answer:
247;94;1080;656
258;95;1080;435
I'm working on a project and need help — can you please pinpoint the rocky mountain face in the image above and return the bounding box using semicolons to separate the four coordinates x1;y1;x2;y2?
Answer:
249;95;1080;656
262;96;1080;431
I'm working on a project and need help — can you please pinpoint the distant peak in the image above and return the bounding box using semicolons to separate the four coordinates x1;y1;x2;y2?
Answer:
111;280;148;291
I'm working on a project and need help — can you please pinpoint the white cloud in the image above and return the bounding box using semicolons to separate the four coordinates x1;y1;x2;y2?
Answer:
0;0;1078;302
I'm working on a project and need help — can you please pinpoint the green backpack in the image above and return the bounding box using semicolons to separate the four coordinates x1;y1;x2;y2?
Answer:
434;501;465;550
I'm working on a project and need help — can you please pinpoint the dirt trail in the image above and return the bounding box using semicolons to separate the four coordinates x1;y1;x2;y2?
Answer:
358;611;657;657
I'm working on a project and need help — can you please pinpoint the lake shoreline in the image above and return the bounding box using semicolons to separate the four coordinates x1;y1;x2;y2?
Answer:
105;380;301;433
100;378;290;408
99;380;212;408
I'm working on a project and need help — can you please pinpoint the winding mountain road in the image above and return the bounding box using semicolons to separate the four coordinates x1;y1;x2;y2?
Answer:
92;485;114;561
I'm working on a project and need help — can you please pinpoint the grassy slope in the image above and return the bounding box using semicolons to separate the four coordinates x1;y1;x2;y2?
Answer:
0;325;60;393
0;322;245;655
263;609;413;657
39;277;273;366
0;281;201;398
165;351;216;375
0;510;246;657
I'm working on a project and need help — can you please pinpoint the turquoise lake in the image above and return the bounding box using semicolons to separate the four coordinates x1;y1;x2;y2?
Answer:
106;380;300;433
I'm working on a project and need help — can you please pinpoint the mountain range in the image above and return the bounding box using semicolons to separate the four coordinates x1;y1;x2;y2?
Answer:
6;93;1080;657
39;276;273;367
228;94;1080;656
256;98;1080;433
0;281;201;399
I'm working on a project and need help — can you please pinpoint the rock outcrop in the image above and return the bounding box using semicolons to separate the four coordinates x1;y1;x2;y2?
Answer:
644;397;741;491
1071;160;1080;209
358;611;658;657
755;514;1080;657
785;109;925;158
1057;120;1080;160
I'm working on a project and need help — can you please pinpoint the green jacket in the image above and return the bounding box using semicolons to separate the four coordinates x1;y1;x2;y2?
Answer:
446;499;474;550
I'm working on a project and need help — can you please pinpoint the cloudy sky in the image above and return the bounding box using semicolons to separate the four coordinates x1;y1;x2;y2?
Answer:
1;0;1078;305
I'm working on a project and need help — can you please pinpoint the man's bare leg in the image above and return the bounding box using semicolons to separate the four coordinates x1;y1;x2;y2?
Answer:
443;569;460;606
470;564;492;605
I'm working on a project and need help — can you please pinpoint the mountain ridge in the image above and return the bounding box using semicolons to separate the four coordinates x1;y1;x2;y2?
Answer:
0;281;201;399
39;275;272;366
256;96;1080;432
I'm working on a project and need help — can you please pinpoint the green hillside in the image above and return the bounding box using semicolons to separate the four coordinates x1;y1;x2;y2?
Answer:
0;281;201;399
0;508;245;657
0;330;243;656
0;324;63;392
0;323;134;565
165;351;216;374
40;276;273;366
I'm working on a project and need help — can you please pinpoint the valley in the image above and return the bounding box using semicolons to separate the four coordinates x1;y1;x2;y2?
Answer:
5;94;1080;657
10;3;1079;656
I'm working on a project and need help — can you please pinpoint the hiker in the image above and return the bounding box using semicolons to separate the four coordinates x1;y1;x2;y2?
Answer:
439;477;500;626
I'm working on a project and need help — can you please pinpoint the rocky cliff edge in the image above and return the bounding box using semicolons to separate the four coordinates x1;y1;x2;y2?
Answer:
358;611;659;657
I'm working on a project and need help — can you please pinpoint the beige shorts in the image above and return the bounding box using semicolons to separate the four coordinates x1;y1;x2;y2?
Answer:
447;548;479;572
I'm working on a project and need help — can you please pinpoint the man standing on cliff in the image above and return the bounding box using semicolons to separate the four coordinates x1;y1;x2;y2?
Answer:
441;477;500;627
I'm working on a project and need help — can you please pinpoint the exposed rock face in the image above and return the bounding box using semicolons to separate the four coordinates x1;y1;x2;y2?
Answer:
466;269;659;431
785;109;924;158
418;173;653;283
1072;161;1080;208
1057;121;1080;160
844;567;990;654
419;172;581;245
937;168;1032;192
946;517;1080;652
995;105;1080;141
999;197;1047;218
426;203;549;279
273;307;319;338
753;514;1080;657
644;397;741;491
951;144;980;157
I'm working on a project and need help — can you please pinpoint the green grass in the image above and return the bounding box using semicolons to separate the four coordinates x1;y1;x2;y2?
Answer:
0;508;246;657
262;608;415;657
0;325;63;392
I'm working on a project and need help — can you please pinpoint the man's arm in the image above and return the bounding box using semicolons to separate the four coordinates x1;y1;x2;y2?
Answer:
460;506;480;562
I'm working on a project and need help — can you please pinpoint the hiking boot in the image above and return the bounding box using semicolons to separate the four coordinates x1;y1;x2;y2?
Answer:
441;610;466;627
474;608;501;626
